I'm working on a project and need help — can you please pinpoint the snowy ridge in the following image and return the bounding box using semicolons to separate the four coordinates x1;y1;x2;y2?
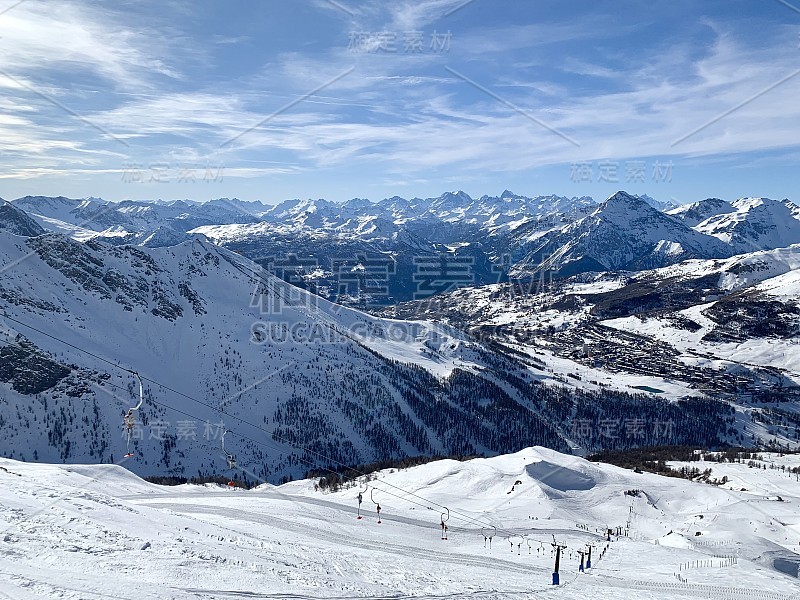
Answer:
632;244;800;291
11;191;596;243
259;191;596;230
667;198;736;228
692;197;800;252
512;191;732;277
11;192;800;303
0;200;46;237
10;195;262;245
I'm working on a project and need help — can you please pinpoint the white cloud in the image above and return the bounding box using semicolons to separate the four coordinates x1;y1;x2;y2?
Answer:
387;0;475;31
0;1;182;89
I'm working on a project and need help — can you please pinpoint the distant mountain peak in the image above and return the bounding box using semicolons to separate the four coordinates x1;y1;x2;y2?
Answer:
514;190;733;277
600;191;653;213
632;193;678;212
667;198;735;227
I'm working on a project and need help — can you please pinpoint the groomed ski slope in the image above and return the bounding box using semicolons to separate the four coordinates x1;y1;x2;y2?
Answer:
1;448;799;599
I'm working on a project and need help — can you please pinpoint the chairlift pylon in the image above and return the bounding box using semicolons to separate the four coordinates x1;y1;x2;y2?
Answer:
221;429;237;487
370;488;382;524
481;525;497;549
357;482;368;520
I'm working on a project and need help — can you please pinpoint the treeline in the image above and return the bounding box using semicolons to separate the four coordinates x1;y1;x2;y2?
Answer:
308;454;479;492
589;445;705;467
588;445;800;480
267;337;737;483
144;474;252;489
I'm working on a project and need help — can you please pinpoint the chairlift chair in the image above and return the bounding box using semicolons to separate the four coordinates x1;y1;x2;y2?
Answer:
123;372;144;458
481;525;497;549
440;508;450;540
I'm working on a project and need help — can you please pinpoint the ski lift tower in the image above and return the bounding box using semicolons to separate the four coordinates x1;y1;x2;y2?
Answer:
577;549;587;572
551;536;568;585
585;543;595;569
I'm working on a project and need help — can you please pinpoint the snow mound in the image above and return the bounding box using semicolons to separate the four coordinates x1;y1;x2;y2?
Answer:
656;531;693;549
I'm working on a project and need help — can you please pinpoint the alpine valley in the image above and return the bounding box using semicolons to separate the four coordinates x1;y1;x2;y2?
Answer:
1;190;798;482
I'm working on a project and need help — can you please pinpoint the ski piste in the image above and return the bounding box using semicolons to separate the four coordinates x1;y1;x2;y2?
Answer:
2;447;799;598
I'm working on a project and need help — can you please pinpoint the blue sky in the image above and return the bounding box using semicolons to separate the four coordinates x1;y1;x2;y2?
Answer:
0;0;798;205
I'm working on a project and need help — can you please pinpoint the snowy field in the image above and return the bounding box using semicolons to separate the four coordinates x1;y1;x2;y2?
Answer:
2;448;800;599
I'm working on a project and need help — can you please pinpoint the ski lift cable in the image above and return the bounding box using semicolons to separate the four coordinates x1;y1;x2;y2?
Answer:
0;313;556;540
6;276;507;526
53;368;449;521
0;339;572;546
74;369;460;521
0;316;469;516
0;324;555;542
150;245;546;536
0;322;557;541
164;256;529;534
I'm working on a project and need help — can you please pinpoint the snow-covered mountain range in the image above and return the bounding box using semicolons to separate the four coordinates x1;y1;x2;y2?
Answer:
10;195;261;245
509;192;733;277
0;225;571;479
2;189;799;478
10;191;799;303
0;214;743;479
9;191;595;240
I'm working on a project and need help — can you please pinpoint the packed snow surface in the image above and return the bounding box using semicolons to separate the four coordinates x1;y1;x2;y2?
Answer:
2;447;799;599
